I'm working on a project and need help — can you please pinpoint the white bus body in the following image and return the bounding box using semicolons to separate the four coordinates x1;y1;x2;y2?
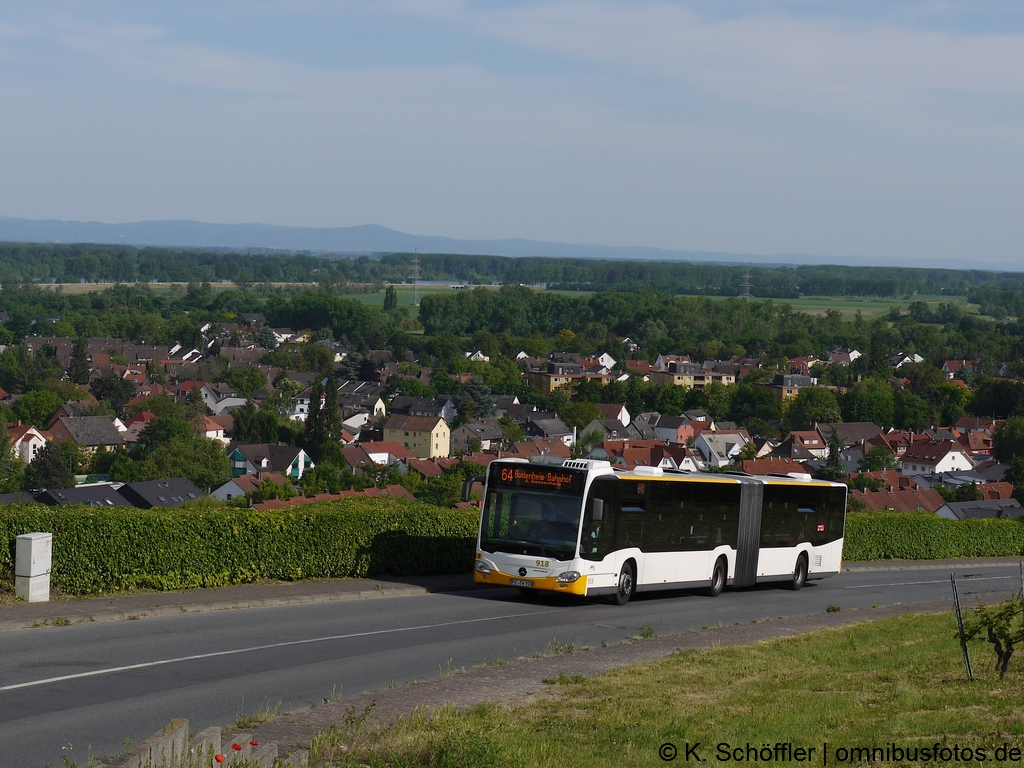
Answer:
474;459;846;603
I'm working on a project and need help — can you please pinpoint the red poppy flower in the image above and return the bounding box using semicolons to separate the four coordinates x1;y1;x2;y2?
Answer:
215;756;225;763
231;744;242;751
249;741;259;747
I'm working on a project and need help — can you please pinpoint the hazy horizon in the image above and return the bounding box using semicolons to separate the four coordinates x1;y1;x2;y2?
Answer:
1;2;1023;267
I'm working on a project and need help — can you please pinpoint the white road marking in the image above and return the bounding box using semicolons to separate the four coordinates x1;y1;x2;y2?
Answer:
0;610;547;693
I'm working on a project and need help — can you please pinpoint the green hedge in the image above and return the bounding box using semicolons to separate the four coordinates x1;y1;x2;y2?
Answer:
4;503;1022;595
844;511;1024;561
0;499;479;595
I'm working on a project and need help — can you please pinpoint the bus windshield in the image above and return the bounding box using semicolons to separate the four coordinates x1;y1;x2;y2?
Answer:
480;487;584;561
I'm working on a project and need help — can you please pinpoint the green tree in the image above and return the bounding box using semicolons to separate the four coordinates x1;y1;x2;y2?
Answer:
894;389;933;431
224;367;268;398
857;444;897;472
994;417;1024;463
0;428;25;493
68;337;91;384
11;389;63;427
383;284;398;311
498;417;526;447
817;428;847;481
256;326;278;349
91;373;137;412
232;402;280;443
842;378;895;428
23;442;76;490
730;384;780;424
558;400;603;429
250;476;296;503
137;437;232;489
784;387;842;432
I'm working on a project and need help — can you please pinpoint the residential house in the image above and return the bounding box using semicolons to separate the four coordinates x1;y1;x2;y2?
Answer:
655;354;691;371
390;396;457;424
827;348;862;366
942;360;974;380
936;499;1024;521
901;441;975;476
654;361;705;388
787;431;829;459
48;416;125;452
7;423;47;464
848;484;945;513
450;418;504;455
762;373;815;404
118;478;205;507
35;484;129;507
524;414;574;447
597;403;630;426
693;431;750;468
199;415;231;445
652;416;695;445
579;418;648;443
228;443;314;479
886;352;925;369
817;422;883;449
337;380;388;418
383;414;451;459
508;439;572;460
360;441;419;465
201;382;248;416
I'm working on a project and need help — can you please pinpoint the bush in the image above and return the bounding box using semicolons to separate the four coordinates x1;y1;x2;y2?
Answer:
843;511;1024;561
0;498;478;595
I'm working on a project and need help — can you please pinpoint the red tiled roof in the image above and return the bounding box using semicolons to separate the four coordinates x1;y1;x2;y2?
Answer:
850;486;946;513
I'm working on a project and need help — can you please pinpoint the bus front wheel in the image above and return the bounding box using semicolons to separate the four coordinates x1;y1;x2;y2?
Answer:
708;557;726;597
613;562;635;605
790;554;808;591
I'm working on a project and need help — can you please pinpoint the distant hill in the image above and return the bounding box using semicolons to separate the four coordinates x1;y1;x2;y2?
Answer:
0;216;1006;271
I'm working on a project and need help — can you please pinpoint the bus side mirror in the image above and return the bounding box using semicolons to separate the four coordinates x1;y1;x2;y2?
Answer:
590;498;604;522
462;476;485;503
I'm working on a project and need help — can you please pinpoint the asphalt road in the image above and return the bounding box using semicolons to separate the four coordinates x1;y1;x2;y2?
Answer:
1;564;1016;768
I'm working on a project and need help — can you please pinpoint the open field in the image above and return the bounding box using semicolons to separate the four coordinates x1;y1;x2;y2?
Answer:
311;610;1024;767
31;281;983;320
34;281;319;294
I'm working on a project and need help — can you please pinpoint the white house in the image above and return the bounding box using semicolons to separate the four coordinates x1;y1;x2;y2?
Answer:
7;423;47;464
901;441;975;476
693;431;750;468
593;351;617;369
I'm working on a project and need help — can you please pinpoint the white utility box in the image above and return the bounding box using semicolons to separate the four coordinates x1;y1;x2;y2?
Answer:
15;532;52;602
16;573;50;603
16;532;52;578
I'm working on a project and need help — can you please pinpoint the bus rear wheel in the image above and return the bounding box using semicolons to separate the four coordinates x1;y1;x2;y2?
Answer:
707;557;726;597
790;554;808;591
613;562;635;605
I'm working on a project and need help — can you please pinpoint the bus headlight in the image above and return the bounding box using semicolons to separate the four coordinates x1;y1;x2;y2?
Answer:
556;571;582;583
475;560;492;577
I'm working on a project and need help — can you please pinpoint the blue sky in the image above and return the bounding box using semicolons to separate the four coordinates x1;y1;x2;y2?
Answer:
1;1;1022;263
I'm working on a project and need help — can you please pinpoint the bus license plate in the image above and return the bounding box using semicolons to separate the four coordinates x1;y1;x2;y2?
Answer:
509;578;533;588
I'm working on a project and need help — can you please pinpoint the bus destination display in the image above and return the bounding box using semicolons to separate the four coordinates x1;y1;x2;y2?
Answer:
491;464;585;494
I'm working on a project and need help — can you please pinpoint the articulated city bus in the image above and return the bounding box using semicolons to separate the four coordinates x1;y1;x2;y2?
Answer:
472;458;846;604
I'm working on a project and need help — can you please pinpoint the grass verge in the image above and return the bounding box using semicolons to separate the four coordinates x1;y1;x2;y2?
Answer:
309;612;1024;767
